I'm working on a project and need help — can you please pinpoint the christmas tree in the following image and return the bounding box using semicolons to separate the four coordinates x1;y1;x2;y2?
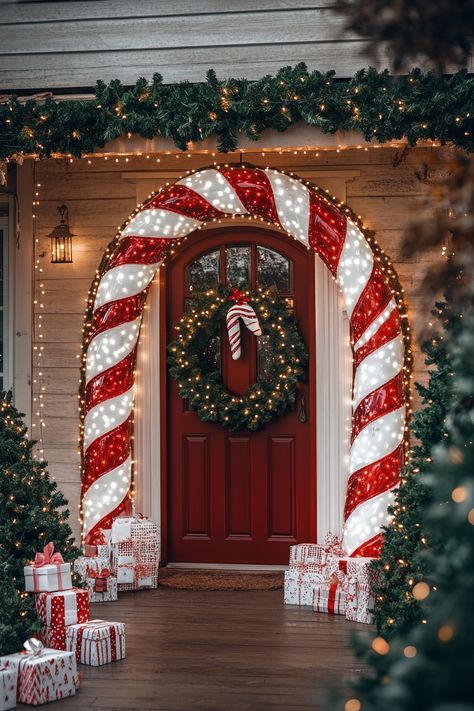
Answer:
0;391;81;655
371;303;454;638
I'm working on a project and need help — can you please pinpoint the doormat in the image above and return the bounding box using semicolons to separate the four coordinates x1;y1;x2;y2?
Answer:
158;568;284;591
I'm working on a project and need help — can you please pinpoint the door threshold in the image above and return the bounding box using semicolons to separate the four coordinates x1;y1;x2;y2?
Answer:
165;562;287;572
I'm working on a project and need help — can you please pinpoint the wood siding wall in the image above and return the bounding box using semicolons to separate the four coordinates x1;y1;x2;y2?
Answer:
33;147;443;541
1;0;388;92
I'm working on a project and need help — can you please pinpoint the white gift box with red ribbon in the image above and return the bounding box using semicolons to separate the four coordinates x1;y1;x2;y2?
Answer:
0;661;18;711
24;543;72;593
66;620;125;666
0;639;79;706
85;575;118;603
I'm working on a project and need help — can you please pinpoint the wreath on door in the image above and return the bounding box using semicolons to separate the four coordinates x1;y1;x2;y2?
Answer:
167;285;308;432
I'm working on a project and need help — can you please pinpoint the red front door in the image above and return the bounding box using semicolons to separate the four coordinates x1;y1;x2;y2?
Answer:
163;227;315;565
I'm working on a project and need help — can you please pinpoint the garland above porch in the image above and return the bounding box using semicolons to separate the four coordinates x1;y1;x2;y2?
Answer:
0;65;473;159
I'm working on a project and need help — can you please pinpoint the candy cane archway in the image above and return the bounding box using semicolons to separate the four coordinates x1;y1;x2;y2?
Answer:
80;165;412;557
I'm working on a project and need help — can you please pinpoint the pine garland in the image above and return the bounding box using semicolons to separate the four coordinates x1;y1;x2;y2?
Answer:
167;286;308;432
1;65;473;159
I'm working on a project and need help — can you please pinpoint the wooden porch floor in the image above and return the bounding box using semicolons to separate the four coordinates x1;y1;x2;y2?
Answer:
20;589;368;711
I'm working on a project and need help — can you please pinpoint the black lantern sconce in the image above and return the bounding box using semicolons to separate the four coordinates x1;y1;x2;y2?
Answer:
49;204;74;263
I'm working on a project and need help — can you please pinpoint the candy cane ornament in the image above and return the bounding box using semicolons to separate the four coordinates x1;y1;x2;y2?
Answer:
81;166;411;558
226;288;262;360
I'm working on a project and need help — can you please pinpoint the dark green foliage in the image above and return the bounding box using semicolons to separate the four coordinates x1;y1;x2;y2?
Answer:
0;391;81;655
336;0;474;72
1;66;473;158
371;303;454;638
167;286;308;432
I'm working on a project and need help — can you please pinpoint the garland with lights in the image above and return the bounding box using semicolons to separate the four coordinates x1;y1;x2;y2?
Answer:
167;287;308;432
1;65;473;159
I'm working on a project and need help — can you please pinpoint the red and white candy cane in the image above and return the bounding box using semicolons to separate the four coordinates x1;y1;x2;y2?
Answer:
226;302;262;360
81;166;409;557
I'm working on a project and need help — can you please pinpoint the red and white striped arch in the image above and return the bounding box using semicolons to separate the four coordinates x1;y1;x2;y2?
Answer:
81;166;409;557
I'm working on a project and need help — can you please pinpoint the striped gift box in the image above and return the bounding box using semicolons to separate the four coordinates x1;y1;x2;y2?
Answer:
313;583;346;615
66;619;125;666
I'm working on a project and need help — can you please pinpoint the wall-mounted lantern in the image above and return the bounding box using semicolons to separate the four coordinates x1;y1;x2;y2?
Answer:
49;204;74;263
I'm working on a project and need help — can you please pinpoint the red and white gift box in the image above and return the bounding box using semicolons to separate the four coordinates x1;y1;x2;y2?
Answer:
66;620;125;666
313;582;346;615
284;567;325;606
345;581;375;624
289;533;343;574
111;516;159;591
24;563;72;594
85;567;118;603
24;543;72;594
0;661;18;711
74;555;104;582
35;588;89;650
0;640;79;706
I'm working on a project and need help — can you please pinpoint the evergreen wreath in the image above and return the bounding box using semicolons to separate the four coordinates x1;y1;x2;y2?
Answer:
167;286;308;432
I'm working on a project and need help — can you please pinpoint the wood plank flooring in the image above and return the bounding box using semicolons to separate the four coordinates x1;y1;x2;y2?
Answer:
18;589;368;710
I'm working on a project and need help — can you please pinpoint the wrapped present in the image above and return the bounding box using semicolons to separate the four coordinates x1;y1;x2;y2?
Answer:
66;620;125;666
313;582;346;615
0;660;18;711
284;568;325;606
341;557;376;586
74;554;106;582
0;638;79;706
289;533;344;576
85;566;118;602
343;577;359;621
24;543;72;593
34;588;89;650
111;516;159;591
345;581;375;625
83;530;110;560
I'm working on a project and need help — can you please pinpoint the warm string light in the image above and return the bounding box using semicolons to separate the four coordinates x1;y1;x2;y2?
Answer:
76;161;413;547
32;166;46;460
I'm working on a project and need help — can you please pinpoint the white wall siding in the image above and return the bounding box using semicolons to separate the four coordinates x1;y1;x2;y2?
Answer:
0;0;384;91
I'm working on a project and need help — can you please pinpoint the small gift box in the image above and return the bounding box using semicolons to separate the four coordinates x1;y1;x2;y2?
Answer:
313;572;347;615
86;574;118;603
0;638;79;706
83;530;110;561
344;557;377;586
0;661;18;711
85;565;117;602
35;588;89;650
111;516;159;591
345;581;375;624
288;533;343;576
284;568;325;606
24;543;72;593
66;620;125;666
74;555;104;582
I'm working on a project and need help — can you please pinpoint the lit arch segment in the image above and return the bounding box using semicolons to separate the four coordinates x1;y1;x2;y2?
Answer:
81;166;410;556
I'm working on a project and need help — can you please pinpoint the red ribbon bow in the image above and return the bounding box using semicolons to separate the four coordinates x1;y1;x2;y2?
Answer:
33;542;64;568
86;566;111;592
90;530;107;545
228;287;249;305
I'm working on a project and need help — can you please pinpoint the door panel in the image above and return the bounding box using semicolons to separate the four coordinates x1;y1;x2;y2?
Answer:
182;435;210;538
225;437;252;538
268;436;295;539
164;227;315;565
